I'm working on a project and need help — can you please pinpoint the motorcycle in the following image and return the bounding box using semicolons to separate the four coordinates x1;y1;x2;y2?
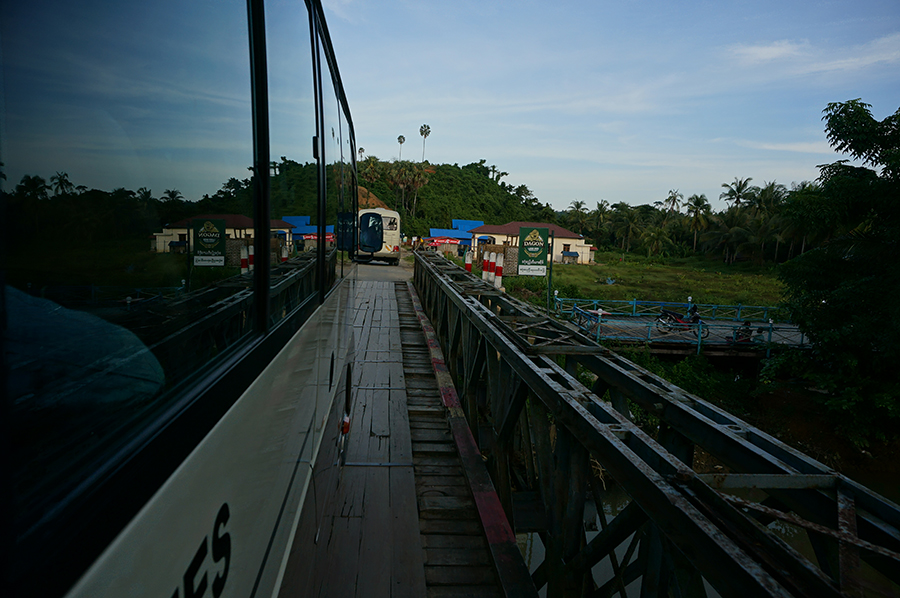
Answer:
656;298;710;338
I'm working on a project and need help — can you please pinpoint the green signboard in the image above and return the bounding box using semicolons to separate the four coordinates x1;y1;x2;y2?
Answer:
517;227;548;276
193;219;226;266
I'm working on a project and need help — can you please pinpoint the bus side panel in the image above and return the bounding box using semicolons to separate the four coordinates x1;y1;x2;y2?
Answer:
64;278;356;598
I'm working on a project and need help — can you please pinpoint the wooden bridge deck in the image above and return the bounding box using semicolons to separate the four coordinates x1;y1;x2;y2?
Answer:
279;279;531;597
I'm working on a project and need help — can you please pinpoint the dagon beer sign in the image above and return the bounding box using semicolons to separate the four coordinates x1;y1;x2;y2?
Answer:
193;219;226;266
518;227;548;276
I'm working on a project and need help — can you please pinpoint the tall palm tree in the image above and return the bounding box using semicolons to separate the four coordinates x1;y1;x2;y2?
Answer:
50;171;75;196
663;189;683;216
409;163;429;217
589;200;610;245
685;194;711;252
567;200;588;234
419;124;431;161
752;181;787;216
397;135;405;160
702;208;750;264
163;189;185;202
613;205;643;251
640;225;672;257
720;177;755;208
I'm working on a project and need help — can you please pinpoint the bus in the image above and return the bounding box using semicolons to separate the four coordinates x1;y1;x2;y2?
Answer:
1;1;368;596
357;208;402;265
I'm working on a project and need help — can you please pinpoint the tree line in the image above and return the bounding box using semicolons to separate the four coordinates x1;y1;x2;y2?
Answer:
558;178;824;265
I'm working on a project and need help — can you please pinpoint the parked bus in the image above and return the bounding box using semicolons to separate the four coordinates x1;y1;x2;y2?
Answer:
2;1;369;596
357;207;402;265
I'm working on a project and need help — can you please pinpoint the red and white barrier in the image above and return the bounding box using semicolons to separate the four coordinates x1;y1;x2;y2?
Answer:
465;251;472;272
240;245;249;274
248;244;255;271
482;253;489;281
494;253;503;289
281;245;288;262
487;252;496;284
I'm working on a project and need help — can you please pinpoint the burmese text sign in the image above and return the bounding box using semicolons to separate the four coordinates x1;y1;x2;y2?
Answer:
518;227;548;276
193;219;226;266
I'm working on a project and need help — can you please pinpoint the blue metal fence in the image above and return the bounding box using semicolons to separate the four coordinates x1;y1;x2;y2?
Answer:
570;305;806;356
555;297;789;323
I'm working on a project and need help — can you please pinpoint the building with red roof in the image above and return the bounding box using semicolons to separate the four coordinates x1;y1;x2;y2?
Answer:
467;221;594;265
152;214;296;253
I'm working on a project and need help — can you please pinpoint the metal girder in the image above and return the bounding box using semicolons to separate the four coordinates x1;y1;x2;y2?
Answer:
412;251;900;598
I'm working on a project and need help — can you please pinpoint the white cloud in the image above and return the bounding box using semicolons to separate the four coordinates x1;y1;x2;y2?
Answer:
729;40;809;64
726;32;900;76
732;139;836;154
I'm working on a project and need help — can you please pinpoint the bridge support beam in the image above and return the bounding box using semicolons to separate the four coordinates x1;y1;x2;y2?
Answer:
412;251;900;598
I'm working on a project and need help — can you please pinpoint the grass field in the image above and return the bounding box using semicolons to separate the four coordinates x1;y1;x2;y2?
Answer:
505;251;786;308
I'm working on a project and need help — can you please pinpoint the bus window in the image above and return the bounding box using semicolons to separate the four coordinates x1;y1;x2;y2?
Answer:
359;213;384;253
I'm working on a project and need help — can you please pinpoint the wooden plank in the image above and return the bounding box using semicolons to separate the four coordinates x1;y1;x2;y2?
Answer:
390;465;427;598
425;548;493;566
408;420;449;430
413;455;460;467
356;468;391;598
343;391;371;464
416;475;468;487
421;535;488;549
334;466;367;518
417;485;472;498
411;429;453;442
424;566;496;586
413;465;464;477
419;519;484;535
413;443;458;455
427;586;501;598
419;496;477;519
317;516;362;598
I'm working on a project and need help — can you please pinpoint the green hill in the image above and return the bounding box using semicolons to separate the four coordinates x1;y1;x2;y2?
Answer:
358;158;556;237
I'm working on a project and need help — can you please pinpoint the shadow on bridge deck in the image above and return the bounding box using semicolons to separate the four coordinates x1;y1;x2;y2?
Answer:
279;272;536;597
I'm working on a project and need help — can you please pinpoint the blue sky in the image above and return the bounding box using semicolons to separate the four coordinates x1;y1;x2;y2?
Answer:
321;0;900;211
2;0;897;213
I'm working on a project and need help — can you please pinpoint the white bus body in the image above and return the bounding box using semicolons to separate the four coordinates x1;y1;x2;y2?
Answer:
358;208;401;265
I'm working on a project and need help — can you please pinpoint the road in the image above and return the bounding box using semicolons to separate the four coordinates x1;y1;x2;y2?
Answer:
353;250;414;282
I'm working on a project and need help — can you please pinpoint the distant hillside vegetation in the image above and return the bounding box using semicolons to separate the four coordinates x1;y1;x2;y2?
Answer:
358;157;556;237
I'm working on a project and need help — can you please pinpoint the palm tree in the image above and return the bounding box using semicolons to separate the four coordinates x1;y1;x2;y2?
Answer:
18;174;50;201
409;164;429;217
663;189;683;216
640;225;672;257
720;177;754;208
397;135;405;160
360;156;381;185
50;171;75;196
163;189;185;202
752;181;787;216
685;194;711;252
567;200;588;234
589;200;611;245
612;205;643;251
419;124;431;161
702;208;750;264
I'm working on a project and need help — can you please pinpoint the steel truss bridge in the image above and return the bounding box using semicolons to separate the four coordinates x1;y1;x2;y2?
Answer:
413;250;900;598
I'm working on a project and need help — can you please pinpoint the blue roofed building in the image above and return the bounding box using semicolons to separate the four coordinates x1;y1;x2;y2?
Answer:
282;215;333;248
428;219;484;246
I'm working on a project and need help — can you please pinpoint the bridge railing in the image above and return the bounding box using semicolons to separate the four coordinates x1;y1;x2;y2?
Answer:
413;250;900;598
556;297;790;323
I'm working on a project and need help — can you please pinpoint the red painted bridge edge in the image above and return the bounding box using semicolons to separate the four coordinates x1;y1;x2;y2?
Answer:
405;281;539;598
